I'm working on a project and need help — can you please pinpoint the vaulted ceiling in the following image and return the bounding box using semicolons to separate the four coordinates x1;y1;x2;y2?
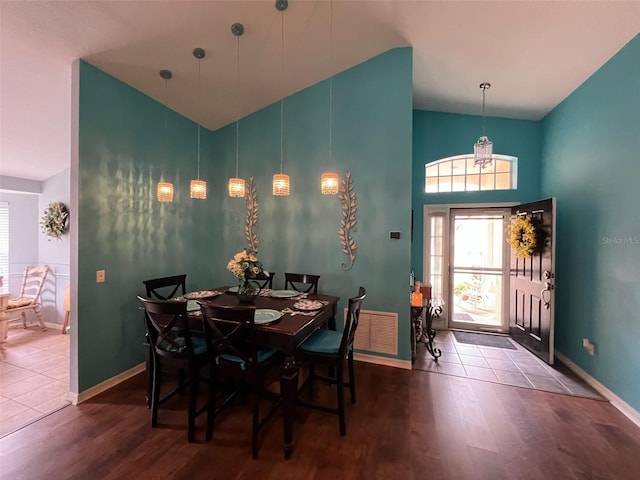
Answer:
1;1;638;181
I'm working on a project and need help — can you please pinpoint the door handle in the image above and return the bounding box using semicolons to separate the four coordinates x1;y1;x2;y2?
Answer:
541;281;554;309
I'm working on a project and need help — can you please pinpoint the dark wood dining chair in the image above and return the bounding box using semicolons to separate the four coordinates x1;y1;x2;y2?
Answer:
141;274;188;407
143;274;187;300
137;295;215;443
253;271;275;289
200;303;282;459
284;272;320;294
295;286;366;436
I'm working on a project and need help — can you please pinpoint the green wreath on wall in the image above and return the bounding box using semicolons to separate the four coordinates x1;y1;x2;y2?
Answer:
40;201;69;240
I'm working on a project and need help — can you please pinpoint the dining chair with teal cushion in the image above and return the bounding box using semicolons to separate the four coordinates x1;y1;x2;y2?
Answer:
284;272;320;294
295;286;366;436
200;303;283;458
141;274;188;407
137;295;215;443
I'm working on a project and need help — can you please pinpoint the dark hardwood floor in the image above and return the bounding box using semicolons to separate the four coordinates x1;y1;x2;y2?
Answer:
2;362;639;479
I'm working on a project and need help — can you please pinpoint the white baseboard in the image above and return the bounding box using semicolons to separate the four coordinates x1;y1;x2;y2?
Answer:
68;363;145;405
354;352;412;370
4;320;63;330
43;321;63;330
556;351;640;429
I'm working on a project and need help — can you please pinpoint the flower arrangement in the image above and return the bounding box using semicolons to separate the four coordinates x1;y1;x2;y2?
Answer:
227;248;266;283
40;202;69;240
506;214;536;258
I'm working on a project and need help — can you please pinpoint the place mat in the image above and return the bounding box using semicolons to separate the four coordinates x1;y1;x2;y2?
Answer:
281;307;316;317
293;299;324;311
452;331;517;350
184;290;221;300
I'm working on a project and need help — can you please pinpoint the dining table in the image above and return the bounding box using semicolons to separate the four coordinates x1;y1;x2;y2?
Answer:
187;286;339;459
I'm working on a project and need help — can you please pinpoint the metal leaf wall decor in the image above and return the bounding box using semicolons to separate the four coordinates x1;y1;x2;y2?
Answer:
244;177;259;252
338;172;358;270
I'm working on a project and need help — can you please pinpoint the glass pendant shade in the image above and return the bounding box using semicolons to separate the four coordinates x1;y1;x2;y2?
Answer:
157;182;174;202
229;25;246;198
228;177;246;197
474;136;493;168
190;179;207;199
473;82;493;169
272;174;290;196
321;171;339;195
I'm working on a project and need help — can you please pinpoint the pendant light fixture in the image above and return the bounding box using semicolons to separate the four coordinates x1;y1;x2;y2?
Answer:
273;0;290;196
190;48;207;199
321;0;339;195
473;82;493;169
228;23;246;198
157;69;174;202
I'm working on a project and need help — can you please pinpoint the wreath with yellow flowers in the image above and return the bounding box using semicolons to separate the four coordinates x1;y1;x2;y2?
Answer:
506;214;536;258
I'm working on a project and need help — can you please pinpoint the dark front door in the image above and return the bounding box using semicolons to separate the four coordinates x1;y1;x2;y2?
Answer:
509;198;556;364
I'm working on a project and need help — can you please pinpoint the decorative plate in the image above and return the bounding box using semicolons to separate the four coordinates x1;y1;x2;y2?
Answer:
184;290;220;300
186;300;200;312
227;286;239;294
270;290;299;298
293;300;324;311
254;309;282;325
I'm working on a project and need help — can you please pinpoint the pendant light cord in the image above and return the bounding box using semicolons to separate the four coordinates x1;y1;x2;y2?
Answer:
328;0;333;170
236;32;240;178
197;125;201;179
164;78;168;169
481;85;487;138
236;121;240;178
197;57;201;180
280;5;285;175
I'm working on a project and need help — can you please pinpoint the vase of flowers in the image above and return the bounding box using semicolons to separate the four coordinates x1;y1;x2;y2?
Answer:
227;248;267;303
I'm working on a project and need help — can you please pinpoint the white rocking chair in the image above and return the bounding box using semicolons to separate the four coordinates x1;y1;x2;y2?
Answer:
4;265;50;335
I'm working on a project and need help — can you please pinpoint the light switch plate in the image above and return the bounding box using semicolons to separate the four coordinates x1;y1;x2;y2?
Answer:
96;270;105;283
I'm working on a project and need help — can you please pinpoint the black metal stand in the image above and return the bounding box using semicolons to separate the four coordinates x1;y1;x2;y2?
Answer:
411;302;442;363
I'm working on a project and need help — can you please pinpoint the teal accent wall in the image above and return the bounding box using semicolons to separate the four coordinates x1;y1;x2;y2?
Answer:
411;111;541;278
540;34;640;411
78;62;221;390
77;47;413;390
213;47;414;361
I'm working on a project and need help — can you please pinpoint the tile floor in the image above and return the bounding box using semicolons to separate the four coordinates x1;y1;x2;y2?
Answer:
414;329;603;400
0;325;70;438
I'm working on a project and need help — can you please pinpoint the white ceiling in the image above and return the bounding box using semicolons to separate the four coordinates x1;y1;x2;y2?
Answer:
1;1;638;182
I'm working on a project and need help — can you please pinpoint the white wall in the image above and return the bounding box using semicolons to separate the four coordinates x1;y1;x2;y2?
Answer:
0;168;70;326
39;168;71;325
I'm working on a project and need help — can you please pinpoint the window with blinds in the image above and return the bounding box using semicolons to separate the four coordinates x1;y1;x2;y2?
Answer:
0;202;8;293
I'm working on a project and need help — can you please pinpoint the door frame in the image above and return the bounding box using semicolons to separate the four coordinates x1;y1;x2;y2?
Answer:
423;202;516;332
449;207;512;333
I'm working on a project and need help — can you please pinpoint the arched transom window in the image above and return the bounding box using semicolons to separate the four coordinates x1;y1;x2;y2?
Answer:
425;154;517;193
